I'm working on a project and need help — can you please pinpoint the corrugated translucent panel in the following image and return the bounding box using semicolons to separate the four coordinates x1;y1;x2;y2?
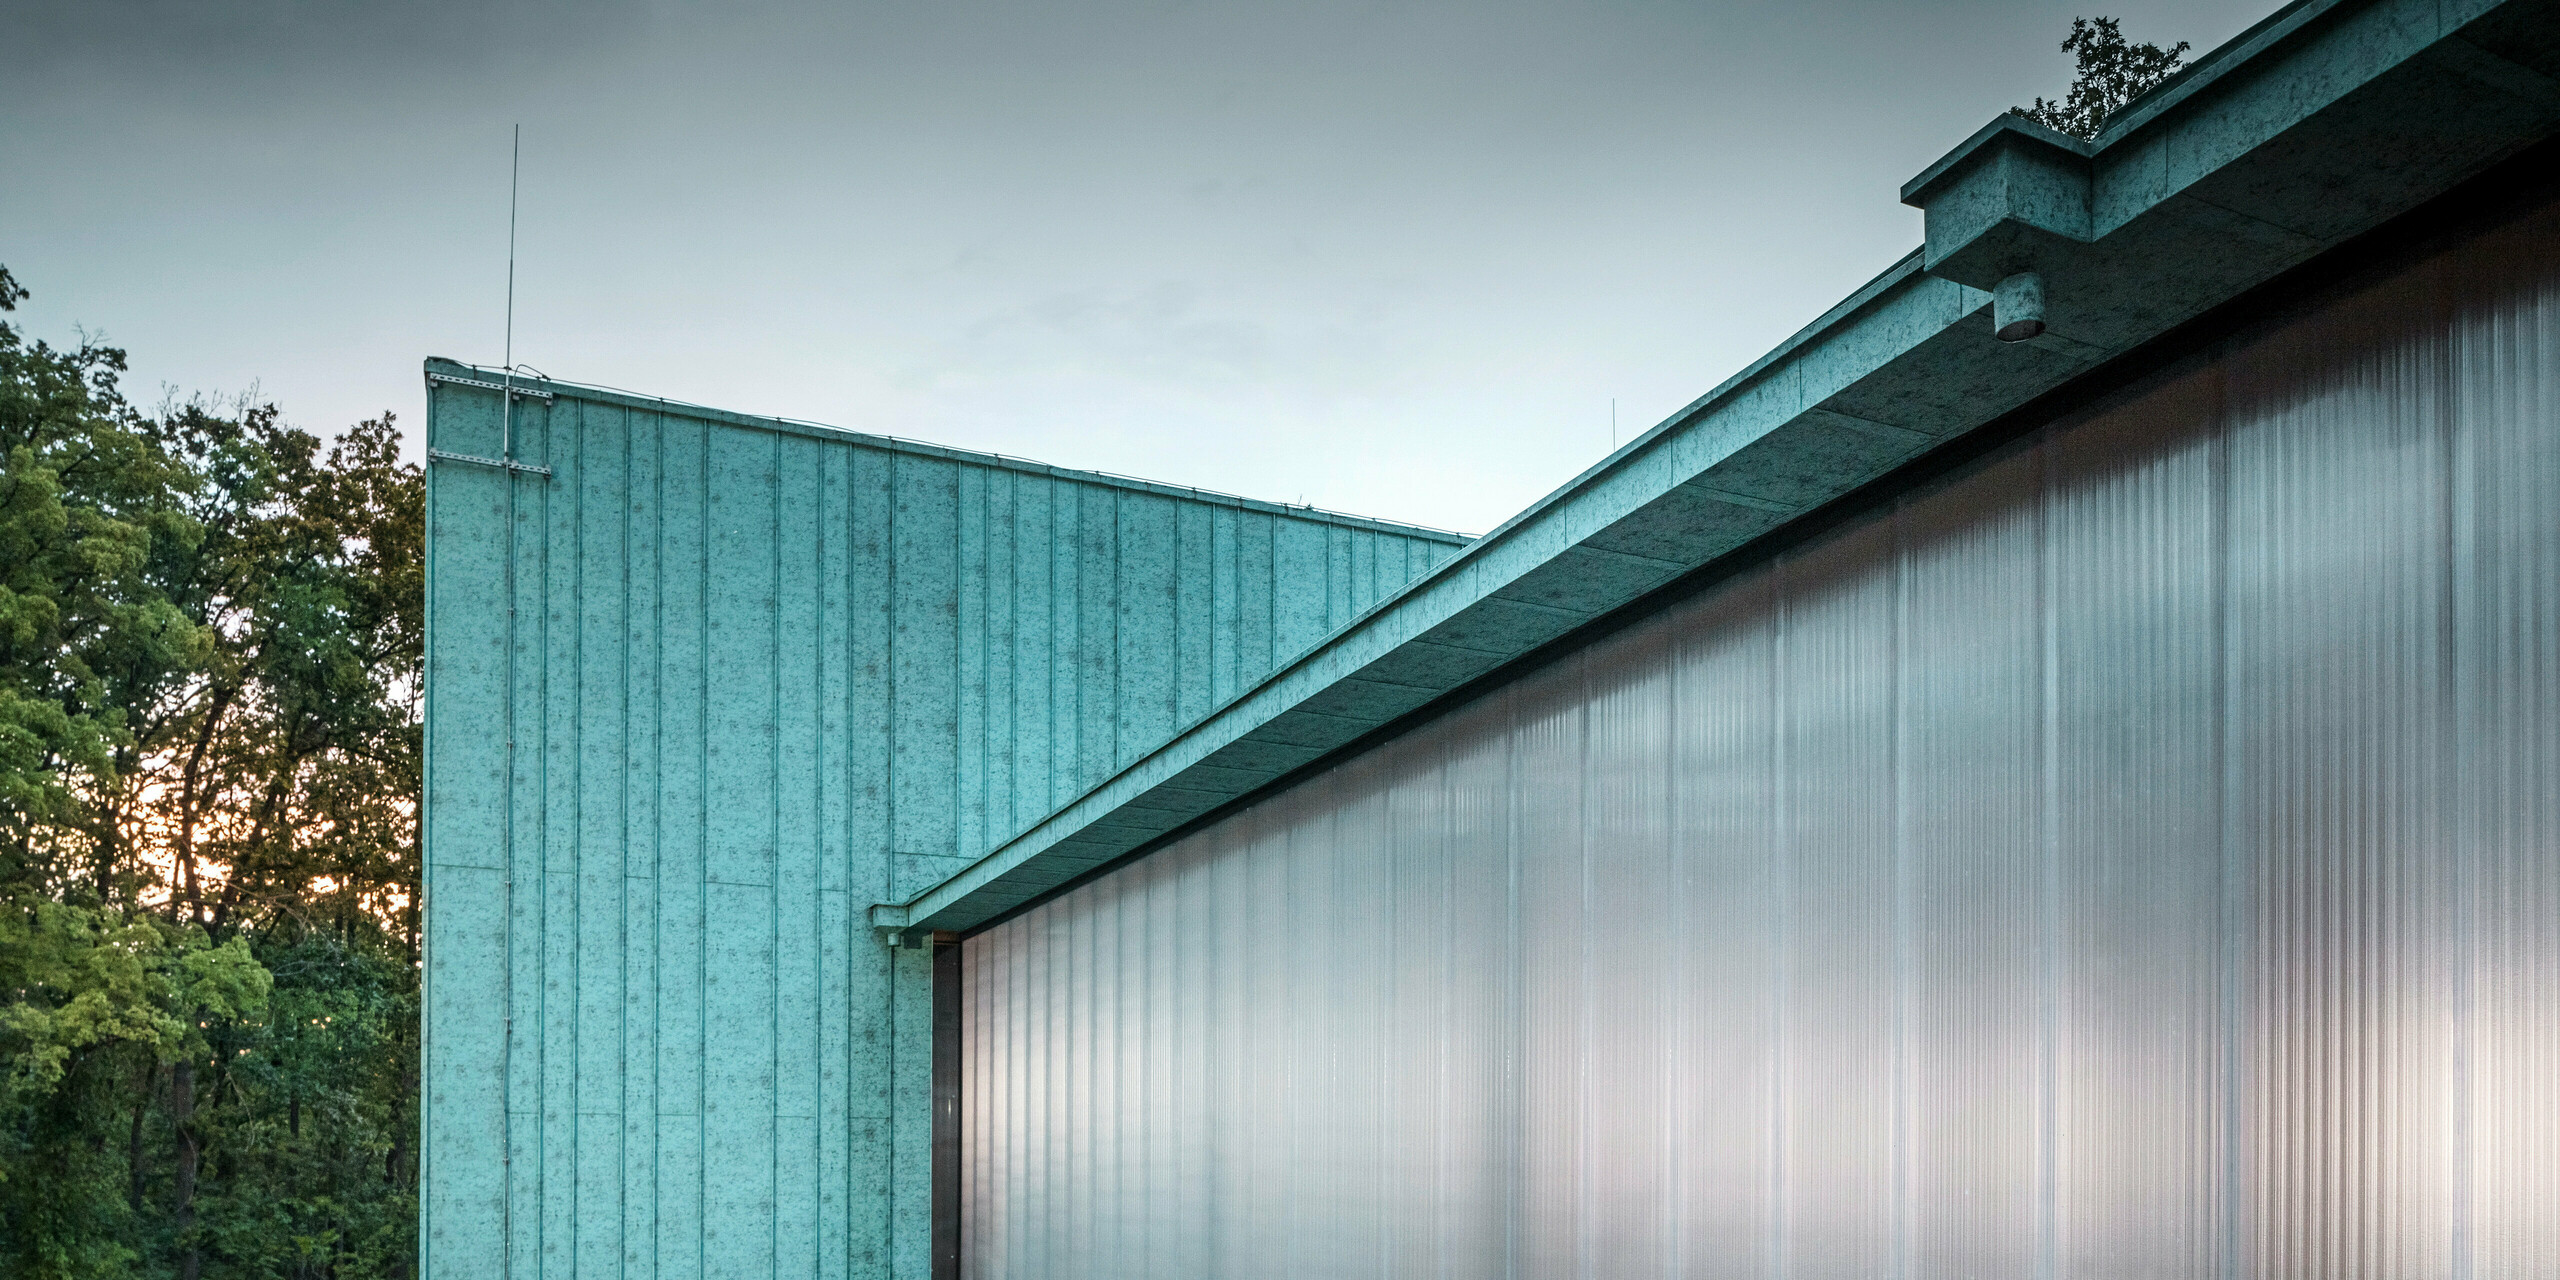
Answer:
960;193;2560;1278
2456;204;2560;1279
2048;363;2228;1277
419;396;1462;1279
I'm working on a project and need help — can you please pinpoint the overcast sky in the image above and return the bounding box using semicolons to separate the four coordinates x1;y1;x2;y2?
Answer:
4;0;2267;535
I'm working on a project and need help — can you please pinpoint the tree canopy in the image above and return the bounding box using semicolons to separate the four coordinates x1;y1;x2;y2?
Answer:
0;264;422;1280
2016;16;2193;141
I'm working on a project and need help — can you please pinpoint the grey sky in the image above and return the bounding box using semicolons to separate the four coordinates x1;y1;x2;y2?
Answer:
4;0;2266;534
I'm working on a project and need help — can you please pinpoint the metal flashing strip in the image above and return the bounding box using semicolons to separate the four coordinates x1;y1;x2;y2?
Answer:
426;370;555;400
874;0;2560;938
426;447;553;478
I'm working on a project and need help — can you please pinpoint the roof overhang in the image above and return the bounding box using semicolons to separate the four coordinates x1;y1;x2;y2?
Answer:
873;0;2560;941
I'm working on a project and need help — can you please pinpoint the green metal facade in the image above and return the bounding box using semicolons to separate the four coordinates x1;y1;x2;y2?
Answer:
418;367;1466;1280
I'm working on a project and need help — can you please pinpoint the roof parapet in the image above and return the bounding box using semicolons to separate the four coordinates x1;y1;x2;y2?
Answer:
1900;0;2560;366
1900;115;2095;291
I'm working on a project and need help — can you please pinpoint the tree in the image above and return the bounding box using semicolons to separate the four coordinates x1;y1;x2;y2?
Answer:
0;264;423;1279
2016;16;2192;141
0;265;207;903
0;899;268;1279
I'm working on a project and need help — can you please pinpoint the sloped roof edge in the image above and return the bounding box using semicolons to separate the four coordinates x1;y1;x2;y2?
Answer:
877;0;2560;938
420;357;1473;544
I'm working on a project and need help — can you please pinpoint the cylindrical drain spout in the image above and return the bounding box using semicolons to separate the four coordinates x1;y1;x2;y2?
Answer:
1995;271;2047;342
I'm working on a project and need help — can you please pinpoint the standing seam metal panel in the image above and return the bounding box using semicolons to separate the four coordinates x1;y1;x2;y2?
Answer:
422;398;1463;1278
960;193;2560;1278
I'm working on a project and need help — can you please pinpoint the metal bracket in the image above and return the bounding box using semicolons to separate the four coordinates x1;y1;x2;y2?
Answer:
426;371;554;400
427;448;553;478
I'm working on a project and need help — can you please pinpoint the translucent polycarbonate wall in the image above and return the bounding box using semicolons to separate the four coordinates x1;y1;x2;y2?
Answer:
959;196;2560;1277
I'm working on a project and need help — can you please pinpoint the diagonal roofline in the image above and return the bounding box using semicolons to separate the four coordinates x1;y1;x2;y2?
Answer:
422;356;1475;545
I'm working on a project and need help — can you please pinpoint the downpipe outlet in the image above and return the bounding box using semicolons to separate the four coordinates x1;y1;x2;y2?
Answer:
1994;271;2046;343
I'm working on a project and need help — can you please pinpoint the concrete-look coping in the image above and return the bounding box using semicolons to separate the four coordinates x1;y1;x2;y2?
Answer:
873;0;2560;940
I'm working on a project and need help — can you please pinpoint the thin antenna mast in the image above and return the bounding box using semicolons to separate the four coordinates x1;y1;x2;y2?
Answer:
502;124;521;459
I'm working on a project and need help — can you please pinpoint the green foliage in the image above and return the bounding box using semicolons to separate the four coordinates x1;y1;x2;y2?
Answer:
2016;16;2192;141
0;264;422;1278
186;930;416;1280
0;900;269;1103
0;899;270;1279
0;268;207;882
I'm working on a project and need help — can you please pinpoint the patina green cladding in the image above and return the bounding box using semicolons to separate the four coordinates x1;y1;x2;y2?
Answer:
417;362;1465;1280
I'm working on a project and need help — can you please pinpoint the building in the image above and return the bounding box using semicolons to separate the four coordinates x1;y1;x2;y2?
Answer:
422;0;2560;1273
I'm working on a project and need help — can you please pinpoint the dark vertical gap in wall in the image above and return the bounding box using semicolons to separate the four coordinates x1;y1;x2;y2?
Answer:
933;936;964;1280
